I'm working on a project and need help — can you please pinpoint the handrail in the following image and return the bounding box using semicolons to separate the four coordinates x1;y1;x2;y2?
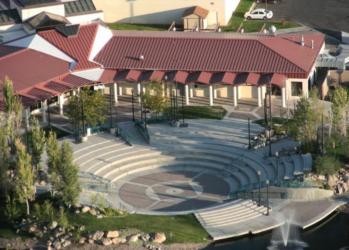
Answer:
134;120;150;144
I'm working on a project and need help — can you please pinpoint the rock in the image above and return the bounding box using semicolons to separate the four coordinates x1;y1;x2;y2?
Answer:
79;225;85;231
75;210;80;214
101;238;112;246
120;237;127;244
328;175;339;187
127;234;140;243
91;231;104;241
111;238;122;245
39;180;46;186
52;240;62;250
79;237;86;244
88;239;94;244
49;221;58;230
97;214;104;219
62;240;71;248
343;182;348;192
105;230;119;238
89;209;97;216
81;206;90;213
152;232;166;244
141;234;151;242
28;224;39;234
317;175;326;181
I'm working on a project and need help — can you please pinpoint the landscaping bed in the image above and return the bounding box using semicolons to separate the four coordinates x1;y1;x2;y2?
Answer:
108;23;168;31
176;106;227;120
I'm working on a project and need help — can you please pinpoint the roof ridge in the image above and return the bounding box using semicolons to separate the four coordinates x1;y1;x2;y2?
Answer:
258;38;306;74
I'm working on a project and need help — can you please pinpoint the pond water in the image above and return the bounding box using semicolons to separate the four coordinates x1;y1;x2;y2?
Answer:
207;207;349;250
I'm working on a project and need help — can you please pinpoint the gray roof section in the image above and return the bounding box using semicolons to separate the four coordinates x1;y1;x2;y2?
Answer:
64;0;97;16
0;9;20;25
16;0;59;7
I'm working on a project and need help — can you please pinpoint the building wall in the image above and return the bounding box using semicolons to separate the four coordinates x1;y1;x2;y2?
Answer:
92;0;239;25
66;11;104;25
20;4;65;21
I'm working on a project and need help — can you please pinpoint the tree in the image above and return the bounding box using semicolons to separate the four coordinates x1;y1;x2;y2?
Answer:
30;118;46;169
314;155;341;176
2;77;23;140
46;131;60;196
13;139;35;215
0;122;10;196
141;82;168;116
57;142;80;206
331;87;349;136
289;89;324;152
66;89;107;137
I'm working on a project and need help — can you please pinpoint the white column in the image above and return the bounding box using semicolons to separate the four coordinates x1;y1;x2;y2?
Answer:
209;85;214;106
257;86;262;107
113;82;118;104
58;94;65;115
233;86;238;106
189;84;194;98
185;84;190;105
261;86;267;104
72;90;76;96
213;85;217;99
25;108;30;129
137;83;141;102
237;85;241;99
282;87;287;108
41;100;47;124
118;85;123;96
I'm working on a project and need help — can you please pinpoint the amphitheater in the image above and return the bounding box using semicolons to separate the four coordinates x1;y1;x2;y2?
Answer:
69;118;313;240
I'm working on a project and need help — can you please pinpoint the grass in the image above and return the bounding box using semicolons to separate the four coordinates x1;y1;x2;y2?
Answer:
222;0;300;32
70;213;210;244
108;23;168;31
176;106;227;120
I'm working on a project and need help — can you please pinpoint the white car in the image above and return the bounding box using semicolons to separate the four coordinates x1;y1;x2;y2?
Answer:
244;8;273;20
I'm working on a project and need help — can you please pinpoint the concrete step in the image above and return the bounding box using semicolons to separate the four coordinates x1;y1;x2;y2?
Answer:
197;200;254;217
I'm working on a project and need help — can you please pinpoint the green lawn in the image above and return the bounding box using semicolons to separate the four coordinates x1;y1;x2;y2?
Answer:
223;0;300;32
108;23;168;31
177;106;227;120
70;213;209;244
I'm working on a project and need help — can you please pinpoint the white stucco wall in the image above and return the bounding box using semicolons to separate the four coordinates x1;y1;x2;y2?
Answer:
20;4;65;21
92;0;239;25
66;11;104;25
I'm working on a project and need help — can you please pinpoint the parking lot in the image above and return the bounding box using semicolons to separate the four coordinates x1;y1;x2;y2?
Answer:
257;0;349;33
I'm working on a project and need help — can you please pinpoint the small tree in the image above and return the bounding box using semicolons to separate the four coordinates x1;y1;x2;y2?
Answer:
0;122;10;196
46;131;60;196
141;82;168;117
66;89;107;137
13;139;35;215
314;155;341;176
57;142;80;206
30;118;46;169
331;87;349;136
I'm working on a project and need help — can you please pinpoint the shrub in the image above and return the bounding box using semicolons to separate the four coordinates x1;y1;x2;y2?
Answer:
314;155;341;176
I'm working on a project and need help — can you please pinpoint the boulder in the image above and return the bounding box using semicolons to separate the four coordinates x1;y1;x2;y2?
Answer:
105;230;119;238
49;221;58;230
79;225;85;231
89;209;97;216
62;240;71;248
81;206;90;213
52;240;62;250
111;238;122;245
91;231;104;241
328;175;339;187
152;232;166;244
88;239;94;244
127;234;140;243
97;214;104;219
79;237;86;244
141;234;151;242
101;238;112;246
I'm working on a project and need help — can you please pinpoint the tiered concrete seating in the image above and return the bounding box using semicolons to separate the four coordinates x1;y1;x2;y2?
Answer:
195;199;268;228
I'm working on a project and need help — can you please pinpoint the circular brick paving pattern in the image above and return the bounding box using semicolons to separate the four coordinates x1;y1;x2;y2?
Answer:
118;170;232;213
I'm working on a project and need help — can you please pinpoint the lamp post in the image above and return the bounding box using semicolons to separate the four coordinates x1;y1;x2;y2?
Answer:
248;117;251;149
257;170;261;206
275;151;279;185
109;90;113;129
81;93;85;137
268;81;272;157
266;179;270;215
131;90;135;121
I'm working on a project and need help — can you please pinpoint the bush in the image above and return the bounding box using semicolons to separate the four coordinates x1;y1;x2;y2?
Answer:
57;207;69;229
314;155;341;176
4;196;24;222
33;201;55;224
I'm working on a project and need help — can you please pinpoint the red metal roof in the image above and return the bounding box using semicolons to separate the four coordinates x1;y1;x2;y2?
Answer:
270;73;287;87
0;45;70;94
95;31;324;79
39;23;100;70
149;70;165;82
246;73;260;85
62;74;94;87
221;72;236;84
174;71;189;84
99;69;118;83
197;72;212;84
126;69;142;82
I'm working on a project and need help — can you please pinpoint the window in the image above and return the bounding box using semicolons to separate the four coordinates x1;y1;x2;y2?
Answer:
291;82;303;96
